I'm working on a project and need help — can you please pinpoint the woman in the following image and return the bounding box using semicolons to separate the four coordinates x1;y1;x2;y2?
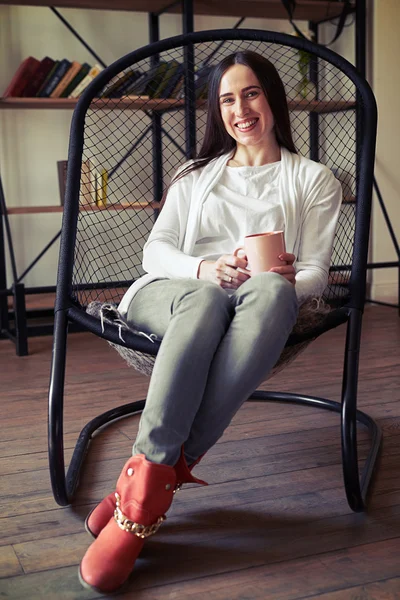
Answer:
79;50;342;593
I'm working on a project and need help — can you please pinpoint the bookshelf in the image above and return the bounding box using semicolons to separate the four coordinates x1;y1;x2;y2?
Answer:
0;0;360;355
0;0;350;21
0;97;184;110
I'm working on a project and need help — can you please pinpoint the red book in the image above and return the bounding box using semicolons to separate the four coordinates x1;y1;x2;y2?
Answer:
22;57;55;97
3;56;40;97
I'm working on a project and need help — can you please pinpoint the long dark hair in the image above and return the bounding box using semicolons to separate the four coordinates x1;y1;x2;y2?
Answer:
161;50;297;204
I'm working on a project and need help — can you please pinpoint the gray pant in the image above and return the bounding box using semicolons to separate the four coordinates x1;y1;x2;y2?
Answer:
127;272;298;466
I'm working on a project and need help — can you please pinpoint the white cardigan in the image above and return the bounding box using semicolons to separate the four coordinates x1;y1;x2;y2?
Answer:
118;147;342;316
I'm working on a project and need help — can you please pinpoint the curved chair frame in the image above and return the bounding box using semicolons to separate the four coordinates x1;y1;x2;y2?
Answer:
48;29;381;511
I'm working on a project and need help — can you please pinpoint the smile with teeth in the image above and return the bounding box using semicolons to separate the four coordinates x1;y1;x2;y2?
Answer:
235;118;258;131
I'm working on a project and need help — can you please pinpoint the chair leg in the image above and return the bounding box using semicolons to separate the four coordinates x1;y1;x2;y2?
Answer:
48;309;69;506
248;312;382;512
12;283;28;356
341;308;382;512
48;309;147;507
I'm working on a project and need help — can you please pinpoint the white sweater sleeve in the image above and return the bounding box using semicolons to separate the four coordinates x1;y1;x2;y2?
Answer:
142;171;203;279
295;168;343;303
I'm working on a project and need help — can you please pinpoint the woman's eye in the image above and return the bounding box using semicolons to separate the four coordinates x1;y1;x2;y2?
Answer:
246;91;258;98
221;97;233;104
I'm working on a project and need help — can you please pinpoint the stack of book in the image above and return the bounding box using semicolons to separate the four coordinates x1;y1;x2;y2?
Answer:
2;56;103;98
57;159;108;207
109;60;214;101
3;56;215;101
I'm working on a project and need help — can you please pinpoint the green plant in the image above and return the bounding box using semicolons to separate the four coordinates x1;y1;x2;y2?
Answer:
297;48;314;99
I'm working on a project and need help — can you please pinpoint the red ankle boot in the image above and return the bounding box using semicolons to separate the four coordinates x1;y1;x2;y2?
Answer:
174;449;207;491
79;452;207;593
85;448;206;539
84;493;115;538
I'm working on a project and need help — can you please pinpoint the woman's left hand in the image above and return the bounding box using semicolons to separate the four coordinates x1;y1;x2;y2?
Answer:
269;252;296;285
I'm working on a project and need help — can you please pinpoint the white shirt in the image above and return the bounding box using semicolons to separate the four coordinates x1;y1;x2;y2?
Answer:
192;162;283;260
118;148;343;316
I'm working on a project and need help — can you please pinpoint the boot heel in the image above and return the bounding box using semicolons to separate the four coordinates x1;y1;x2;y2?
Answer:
84;507;98;539
84;492;115;539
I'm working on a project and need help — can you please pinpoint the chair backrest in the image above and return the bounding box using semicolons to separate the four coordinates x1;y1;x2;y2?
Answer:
58;30;377;316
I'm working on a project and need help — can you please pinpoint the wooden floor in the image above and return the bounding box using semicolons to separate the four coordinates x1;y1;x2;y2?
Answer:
1;305;400;600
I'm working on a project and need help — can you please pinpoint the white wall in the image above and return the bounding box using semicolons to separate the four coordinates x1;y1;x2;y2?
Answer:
370;0;399;303
1;4;398;302
324;1;400;303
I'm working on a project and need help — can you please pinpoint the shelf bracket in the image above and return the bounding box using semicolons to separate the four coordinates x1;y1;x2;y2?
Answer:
16;230;61;284
50;7;107;69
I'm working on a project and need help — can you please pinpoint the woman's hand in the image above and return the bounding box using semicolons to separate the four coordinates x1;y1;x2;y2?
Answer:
269;252;296;285
198;254;250;289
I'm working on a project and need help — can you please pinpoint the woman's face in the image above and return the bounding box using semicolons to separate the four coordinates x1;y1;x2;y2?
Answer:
218;63;276;149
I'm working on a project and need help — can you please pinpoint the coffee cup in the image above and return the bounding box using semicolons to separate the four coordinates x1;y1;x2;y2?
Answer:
234;231;286;275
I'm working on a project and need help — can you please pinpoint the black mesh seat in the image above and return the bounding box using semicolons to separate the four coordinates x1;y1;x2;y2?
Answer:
48;29;380;511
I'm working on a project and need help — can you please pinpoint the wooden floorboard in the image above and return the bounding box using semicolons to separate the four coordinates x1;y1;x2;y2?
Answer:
0;304;399;599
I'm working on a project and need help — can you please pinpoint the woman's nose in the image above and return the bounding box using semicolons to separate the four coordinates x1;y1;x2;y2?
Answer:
235;98;249;117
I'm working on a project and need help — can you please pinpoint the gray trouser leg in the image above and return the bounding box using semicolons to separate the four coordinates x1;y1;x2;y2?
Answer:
126;273;298;465
183;272;298;462
127;279;233;465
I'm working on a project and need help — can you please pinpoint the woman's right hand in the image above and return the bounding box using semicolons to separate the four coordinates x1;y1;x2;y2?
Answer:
197;254;250;289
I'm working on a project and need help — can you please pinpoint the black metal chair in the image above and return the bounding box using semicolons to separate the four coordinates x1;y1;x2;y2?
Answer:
48;29;380;512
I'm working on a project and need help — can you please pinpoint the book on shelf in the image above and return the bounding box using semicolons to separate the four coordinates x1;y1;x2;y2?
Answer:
97;168;108;207
3;56;40;97
81;159;96;205
38;59;71;97
160;62;184;98
170;71;185;99
102;68;143;98
144;61;170;98
117;74;147;98
60;63;91;98
152;60;180;98
174;64;214;101
68;64;103;98
50;61;82;98
36;60;59;96
57;159;99;207
126;62;170;98
87;158;109;207
21;57;55;97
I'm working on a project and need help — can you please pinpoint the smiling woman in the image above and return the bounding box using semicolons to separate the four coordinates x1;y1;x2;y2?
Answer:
219;64;279;163
196;51;297;166
78;50;343;594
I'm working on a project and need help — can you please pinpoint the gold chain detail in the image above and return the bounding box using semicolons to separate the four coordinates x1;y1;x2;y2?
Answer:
113;493;166;538
173;483;182;494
